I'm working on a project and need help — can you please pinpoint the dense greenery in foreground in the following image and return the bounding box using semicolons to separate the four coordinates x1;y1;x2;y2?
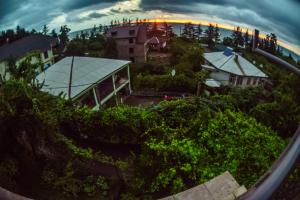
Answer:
0;78;286;199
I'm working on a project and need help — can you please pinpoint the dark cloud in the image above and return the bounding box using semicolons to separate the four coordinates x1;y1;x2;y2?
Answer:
63;0;124;11
140;0;300;46
67;12;106;23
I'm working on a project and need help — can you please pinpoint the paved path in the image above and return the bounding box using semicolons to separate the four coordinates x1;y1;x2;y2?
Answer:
159;171;247;200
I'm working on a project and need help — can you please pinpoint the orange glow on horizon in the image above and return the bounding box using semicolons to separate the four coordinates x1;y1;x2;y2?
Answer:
148;18;300;56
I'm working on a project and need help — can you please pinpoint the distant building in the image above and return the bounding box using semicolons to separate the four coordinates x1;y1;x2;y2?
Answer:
0;34;59;79
147;36;167;51
107;25;149;63
203;47;268;87
36;56;131;110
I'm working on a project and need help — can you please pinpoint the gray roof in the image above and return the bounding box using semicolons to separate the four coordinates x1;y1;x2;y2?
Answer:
36;56;130;100
204;51;267;77
107;25;148;43
0;34;59;61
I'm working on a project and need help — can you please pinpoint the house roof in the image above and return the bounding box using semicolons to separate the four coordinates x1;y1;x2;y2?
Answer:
204;49;267;78
107;25;148;43
36;56;130;100
148;37;160;44
0;34;59;61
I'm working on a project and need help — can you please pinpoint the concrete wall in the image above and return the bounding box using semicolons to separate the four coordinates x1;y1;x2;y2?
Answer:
209;70;265;88
210;71;230;85
115;38;147;63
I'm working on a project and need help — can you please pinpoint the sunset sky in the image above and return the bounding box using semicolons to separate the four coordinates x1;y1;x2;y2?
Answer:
1;0;299;55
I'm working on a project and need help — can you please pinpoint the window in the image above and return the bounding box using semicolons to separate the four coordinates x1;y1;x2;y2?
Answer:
237;77;243;85
130;57;135;63
43;51;48;59
129;48;134;54
96;76;114;101
78;90;96;108
253;78;257;85
129;30;135;35
229;75;236;85
129;38;134;44
111;31;117;36
247;77;251;85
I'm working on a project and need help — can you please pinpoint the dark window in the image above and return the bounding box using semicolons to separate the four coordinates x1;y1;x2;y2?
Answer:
237;77;243;85
78;90;96;108
129;38;134;44
115;67;128;88
129;30;135;35
253;78;257;85
247;77;251;85
129;48;134;54
96;76;114;102
229;75;236;84
130;57;135;63
44;51;48;59
111;31;118;36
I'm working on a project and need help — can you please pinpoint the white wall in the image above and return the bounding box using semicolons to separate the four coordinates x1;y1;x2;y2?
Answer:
210;71;230;85
0;49;55;79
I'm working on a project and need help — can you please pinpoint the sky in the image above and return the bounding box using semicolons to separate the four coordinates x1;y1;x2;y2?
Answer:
0;0;300;55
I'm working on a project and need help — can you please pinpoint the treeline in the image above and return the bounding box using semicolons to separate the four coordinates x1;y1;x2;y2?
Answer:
0;25;71;47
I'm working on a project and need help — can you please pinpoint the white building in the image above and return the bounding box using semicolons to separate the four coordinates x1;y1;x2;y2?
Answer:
203;47;267;88
0;35;59;79
36;56;131;110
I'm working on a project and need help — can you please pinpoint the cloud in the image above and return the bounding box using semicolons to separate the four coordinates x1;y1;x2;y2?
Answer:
0;0;299;54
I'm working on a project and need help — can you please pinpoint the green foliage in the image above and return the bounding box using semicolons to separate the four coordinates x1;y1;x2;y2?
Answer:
133;109;285;197
65;33;117;58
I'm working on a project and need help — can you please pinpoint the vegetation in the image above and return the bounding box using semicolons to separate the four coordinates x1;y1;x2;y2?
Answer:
65;32;117;58
132;37;206;93
0;21;299;199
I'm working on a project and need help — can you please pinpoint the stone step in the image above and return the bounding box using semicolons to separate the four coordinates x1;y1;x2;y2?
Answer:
159;171;247;200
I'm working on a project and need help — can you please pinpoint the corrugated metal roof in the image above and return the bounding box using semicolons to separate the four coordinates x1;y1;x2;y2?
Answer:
36;56;130;100
204;51;267;77
0;35;58;61
107;25;148;43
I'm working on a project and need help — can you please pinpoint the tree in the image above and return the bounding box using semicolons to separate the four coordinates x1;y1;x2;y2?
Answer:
59;25;71;45
51;29;58;38
231;26;244;48
244;29;250;49
223;37;233;46
42;25;49;35
214;24;220;43
196;23;203;41
205;24;215;48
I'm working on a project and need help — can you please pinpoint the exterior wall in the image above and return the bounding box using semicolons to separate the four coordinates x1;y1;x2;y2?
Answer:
0;49;54;79
115;38;147;63
210;71;230;85
209;70;266;88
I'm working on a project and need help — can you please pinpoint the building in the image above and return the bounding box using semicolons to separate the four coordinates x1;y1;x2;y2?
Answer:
107;25;149;63
147;36;167;51
0;34;59;79
203;47;267;88
36;56;131;110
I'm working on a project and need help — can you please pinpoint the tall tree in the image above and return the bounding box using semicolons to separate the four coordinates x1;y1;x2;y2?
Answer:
205;24;215;48
59;25;71;45
196;23;203;41
51;29;58;38
42;25;49;35
214;24;220;43
231;26;244;48
244;29;250;49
